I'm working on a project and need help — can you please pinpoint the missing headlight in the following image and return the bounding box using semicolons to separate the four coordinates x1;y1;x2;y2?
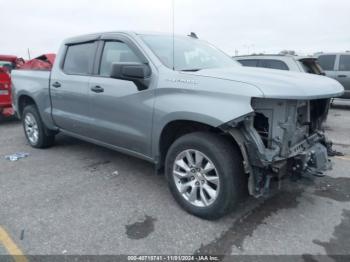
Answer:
253;112;269;147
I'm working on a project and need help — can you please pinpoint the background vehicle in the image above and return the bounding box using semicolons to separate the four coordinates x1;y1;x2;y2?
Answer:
234;55;324;75
11;32;344;219
0;55;24;119
0;66;13;119
19;53;56;70
316;52;350;99
0;54;55;120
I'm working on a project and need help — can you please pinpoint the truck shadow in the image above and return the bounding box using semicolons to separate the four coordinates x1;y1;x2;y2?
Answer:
54;133;156;178
0;116;20;125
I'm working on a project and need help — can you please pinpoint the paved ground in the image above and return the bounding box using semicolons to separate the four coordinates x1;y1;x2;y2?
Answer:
0;100;350;261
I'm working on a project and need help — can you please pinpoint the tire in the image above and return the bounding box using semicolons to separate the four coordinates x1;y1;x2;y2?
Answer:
22;105;55;148
165;132;245;220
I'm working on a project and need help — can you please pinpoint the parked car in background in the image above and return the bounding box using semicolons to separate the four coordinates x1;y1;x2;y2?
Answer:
235;55;324;75
11;32;344;219
0;55;24;119
316;52;350;99
0;54;55;120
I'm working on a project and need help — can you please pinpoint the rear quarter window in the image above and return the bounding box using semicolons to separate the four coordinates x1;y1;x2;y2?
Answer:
259;59;289;70
63;42;96;75
318;55;336;71
237;59;259;67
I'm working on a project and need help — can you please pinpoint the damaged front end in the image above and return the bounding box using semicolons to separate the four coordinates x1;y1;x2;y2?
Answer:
222;98;334;197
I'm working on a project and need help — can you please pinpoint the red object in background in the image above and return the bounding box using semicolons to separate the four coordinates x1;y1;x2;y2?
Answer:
0;55;25;118
0;55;17;62
0;66;14;117
0;55;25;68
0;53;56;119
19;54;56;70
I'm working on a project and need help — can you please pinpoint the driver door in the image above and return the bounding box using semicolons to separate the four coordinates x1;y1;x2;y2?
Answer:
87;38;154;157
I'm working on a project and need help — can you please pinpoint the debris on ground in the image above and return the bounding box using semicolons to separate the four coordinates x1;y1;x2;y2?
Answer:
325;141;345;157
4;152;29;161
112;170;120;176
328;148;345;157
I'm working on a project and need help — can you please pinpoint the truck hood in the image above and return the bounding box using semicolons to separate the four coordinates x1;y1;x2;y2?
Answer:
185;67;344;99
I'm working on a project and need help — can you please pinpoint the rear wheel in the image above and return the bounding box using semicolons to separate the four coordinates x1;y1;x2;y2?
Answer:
22;105;55;148
165;132;245;220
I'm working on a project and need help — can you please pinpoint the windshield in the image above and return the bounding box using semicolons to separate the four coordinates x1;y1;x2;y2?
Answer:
140;35;239;71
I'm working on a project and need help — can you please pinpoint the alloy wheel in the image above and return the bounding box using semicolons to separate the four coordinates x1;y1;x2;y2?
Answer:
172;149;220;207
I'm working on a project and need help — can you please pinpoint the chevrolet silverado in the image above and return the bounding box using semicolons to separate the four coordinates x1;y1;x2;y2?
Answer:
11;32;344;219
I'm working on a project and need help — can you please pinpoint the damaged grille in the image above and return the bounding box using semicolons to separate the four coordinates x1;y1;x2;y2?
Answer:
251;98;330;157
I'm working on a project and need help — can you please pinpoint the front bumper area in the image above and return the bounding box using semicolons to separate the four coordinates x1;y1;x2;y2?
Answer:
292;142;331;177
226;114;332;197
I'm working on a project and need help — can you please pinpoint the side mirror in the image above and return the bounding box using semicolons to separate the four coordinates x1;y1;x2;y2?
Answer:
110;63;151;91
111;62;151;79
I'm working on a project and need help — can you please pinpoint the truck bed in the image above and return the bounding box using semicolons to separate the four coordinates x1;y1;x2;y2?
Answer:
11;69;52;123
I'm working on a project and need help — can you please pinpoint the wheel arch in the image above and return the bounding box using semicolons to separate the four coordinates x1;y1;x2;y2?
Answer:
17;94;37;118
155;118;246;171
17;93;58;135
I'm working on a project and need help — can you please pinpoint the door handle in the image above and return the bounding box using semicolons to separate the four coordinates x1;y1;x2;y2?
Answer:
90;85;104;93
338;75;347;78
52;82;61;88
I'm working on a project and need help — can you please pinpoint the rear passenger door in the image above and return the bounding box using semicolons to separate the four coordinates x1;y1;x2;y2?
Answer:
337;54;350;98
50;41;97;136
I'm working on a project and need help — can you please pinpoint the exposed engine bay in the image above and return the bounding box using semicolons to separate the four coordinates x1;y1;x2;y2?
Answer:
224;98;335;197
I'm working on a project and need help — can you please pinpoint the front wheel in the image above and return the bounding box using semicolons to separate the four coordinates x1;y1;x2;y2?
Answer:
22;105;55;148
165;132;245;220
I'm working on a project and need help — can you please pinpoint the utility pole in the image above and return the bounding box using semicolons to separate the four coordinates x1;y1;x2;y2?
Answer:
27;48;31;60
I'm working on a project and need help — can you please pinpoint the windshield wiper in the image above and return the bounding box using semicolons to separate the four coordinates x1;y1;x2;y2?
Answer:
180;68;202;72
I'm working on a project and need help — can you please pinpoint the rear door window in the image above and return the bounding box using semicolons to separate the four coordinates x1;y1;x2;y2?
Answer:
259;59;289;70
318;55;336;71
63;42;96;75
237;59;259;67
339;55;350;71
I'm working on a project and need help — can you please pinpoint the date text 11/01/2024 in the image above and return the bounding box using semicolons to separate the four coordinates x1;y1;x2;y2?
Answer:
127;255;220;261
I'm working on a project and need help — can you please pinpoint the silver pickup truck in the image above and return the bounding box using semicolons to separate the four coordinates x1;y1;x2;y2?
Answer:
12;32;344;219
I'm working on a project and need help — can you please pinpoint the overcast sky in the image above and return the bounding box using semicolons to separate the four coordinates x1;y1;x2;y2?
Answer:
2;0;350;58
